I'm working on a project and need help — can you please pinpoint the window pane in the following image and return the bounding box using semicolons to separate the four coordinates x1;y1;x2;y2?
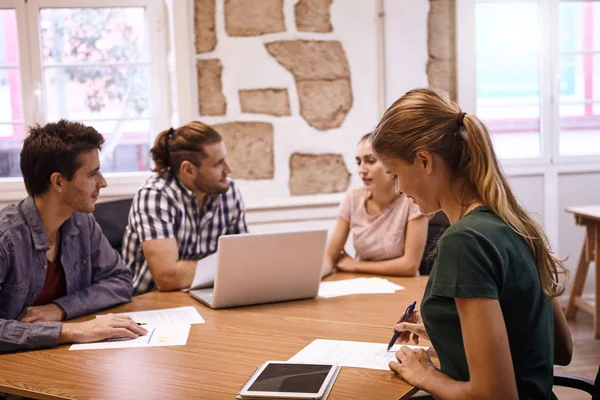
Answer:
43;66;151;120
0;10;24;178
560;103;600;117
477;56;540;102
86;119;151;173
0;10;23;121
559;1;600;53
0;124;24;178
559;105;600;155
0;9;19;64
559;127;600;156
37;6;154;174
478;105;541;159
558;54;600;102
475;2;541;159
476;2;540;56
558;2;600;156
39;7;148;65
0;68;23;121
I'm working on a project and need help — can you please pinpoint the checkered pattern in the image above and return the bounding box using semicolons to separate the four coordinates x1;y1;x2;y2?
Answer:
122;173;247;294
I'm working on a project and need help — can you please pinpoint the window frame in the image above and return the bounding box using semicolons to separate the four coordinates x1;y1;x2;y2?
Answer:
457;0;600;168
0;0;169;200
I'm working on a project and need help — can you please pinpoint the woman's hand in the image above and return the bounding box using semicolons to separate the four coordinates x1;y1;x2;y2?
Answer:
336;251;357;272
389;346;436;387
392;309;428;344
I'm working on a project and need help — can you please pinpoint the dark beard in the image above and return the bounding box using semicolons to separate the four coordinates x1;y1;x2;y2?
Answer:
193;176;229;195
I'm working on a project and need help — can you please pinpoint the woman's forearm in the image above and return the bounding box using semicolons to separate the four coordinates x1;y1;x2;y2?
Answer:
416;368;472;400
354;256;419;276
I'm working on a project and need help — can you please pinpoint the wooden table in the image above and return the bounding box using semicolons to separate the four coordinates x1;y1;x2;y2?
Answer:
565;206;600;338
0;273;430;399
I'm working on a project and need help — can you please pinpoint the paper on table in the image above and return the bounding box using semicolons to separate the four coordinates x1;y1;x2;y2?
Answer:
106;306;205;325
318;278;402;298
289;339;429;371
69;324;191;351
190;253;218;290
318;278;404;298
365;277;404;290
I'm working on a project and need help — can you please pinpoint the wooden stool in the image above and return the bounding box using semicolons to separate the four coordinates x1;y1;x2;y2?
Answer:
565;206;600;338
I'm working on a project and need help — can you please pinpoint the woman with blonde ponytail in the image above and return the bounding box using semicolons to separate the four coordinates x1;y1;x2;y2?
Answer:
371;89;572;400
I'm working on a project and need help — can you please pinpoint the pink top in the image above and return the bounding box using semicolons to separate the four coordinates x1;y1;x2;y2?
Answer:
338;186;423;261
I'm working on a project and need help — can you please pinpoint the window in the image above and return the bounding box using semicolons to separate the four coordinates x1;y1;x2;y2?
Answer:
0;0;167;178
558;1;600;157
458;0;600;162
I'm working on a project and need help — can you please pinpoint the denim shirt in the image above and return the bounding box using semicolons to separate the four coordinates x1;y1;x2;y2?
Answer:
0;197;133;353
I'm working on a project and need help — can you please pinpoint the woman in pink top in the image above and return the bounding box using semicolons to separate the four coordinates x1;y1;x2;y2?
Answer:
321;133;429;277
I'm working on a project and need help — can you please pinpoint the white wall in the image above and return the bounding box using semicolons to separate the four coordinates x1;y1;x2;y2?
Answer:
178;0;381;207
383;0;429;107
508;175;545;227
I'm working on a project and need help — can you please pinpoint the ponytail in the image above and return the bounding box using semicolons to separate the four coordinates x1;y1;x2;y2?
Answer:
150;121;222;174
150;129;172;172
462;115;568;297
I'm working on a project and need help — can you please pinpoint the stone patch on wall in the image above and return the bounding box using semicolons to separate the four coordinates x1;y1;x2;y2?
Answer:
194;0;217;53
289;153;351;195
265;40;350;80
192;1;364;196
212;122;274;180
296;79;352;131
224;0;285;37
295;0;333;33
239;88;291;116
427;0;457;100
197;59;227;116
265;40;353;130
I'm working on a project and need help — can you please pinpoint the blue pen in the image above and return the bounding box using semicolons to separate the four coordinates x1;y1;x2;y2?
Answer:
387;301;417;351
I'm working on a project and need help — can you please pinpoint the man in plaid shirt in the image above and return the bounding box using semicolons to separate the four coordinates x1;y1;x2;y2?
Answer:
122;122;248;295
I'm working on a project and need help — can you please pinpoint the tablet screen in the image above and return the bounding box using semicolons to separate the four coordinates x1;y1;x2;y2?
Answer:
247;363;332;393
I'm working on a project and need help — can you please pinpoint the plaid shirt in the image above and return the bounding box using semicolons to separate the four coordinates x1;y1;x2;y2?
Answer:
122;173;248;295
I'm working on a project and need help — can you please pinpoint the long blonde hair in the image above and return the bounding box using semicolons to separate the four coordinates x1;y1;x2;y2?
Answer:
371;88;567;297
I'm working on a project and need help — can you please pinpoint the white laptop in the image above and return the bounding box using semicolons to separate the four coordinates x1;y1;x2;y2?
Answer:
189;229;327;309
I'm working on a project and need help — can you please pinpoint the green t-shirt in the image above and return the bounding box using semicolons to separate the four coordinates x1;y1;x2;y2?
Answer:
421;206;555;400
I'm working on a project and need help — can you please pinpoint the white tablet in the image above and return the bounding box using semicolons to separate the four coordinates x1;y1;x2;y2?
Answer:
238;361;339;399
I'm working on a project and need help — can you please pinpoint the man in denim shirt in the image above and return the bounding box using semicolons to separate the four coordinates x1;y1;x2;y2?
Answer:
0;120;146;353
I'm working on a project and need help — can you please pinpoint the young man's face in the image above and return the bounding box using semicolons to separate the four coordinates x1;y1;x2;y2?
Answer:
61;149;107;213
192;141;232;195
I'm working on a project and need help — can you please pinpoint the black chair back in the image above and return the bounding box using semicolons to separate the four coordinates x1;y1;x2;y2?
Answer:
92;198;134;253
419;211;450;275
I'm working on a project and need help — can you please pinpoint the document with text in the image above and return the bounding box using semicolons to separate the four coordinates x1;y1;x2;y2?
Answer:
69;307;204;351
109;306;205;326
289;339;429;371
69;324;191;351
